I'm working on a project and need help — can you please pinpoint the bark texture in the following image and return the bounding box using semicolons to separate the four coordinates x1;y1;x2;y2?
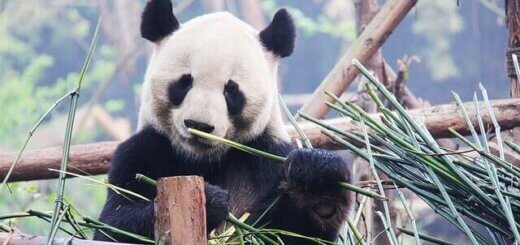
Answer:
154;176;206;245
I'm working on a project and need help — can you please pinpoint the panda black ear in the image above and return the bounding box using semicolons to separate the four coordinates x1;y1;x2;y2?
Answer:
141;0;180;43
259;8;296;58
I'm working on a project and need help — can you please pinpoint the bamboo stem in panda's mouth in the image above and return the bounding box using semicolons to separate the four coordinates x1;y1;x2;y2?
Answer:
187;128;287;162
187;128;388;201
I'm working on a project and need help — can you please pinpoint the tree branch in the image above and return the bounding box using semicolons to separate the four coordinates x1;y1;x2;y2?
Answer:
298;0;418;119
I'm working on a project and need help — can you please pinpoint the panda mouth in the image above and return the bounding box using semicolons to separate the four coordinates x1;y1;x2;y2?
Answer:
187;137;214;148
174;124;220;152
178;132;216;150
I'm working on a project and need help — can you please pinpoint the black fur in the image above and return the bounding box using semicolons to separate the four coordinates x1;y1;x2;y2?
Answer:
94;126;351;244
259;8;296;58
168;74;193;106
141;0;180;42
285;149;349;193
224;80;246;115
204;183;230;231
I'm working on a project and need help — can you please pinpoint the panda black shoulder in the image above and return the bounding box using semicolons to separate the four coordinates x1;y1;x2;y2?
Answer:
108;126;176;187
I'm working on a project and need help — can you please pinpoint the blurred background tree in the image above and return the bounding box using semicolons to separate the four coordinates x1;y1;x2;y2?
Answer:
0;0;508;242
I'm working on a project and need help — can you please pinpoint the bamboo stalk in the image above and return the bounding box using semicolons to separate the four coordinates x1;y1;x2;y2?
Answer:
135;174;157;187
0;90;74;192
473;94;520;241
47;205;70;243
278;94;312;148
397;228;456;245
226;214;278;245
47;17;102;245
187;128;286;162
346;218;366;245
188;128;388;201
393;184;420;245
0;233;132;245
299;59;519;242
0;209;154;243
360;119;398;244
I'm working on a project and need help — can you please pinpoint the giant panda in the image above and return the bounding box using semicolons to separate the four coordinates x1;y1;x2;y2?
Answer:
94;0;352;244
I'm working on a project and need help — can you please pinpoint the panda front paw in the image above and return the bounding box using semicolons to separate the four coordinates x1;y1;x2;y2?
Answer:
205;183;230;231
285;148;350;193
283;148;351;218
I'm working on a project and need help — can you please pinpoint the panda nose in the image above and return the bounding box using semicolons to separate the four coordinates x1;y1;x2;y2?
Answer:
184;119;215;133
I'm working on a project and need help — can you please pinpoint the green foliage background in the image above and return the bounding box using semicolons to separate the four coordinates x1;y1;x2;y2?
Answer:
0;1;114;237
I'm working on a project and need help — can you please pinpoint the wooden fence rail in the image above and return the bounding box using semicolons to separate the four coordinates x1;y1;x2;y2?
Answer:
1;98;519;183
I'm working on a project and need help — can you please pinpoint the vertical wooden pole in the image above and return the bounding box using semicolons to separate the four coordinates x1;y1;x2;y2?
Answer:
353;1;379;243
353;2;396;244
354;0;385;87
506;0;520;144
154;176;206;245
507;0;520;98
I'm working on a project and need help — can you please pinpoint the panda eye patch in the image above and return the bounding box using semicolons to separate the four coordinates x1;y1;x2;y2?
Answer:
224;80;246;115
168;74;193;106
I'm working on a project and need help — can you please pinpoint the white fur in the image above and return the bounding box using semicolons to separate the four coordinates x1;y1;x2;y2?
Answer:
138;12;288;157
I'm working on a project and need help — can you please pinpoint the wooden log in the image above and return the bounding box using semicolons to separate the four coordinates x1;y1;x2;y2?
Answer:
154;176;206;245
0;141;117;182
296;98;520;146
1;99;520;183
298;0;418;119
0;232;132;245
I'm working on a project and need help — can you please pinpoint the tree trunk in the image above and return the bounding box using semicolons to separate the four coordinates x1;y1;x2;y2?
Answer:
505;0;520;148
507;0;520;98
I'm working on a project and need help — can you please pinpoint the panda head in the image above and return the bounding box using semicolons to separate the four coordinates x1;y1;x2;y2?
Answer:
138;0;296;158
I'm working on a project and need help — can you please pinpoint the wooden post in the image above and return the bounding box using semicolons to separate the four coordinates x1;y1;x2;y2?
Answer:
353;1;381;243
507;0;520;98
506;0;520;145
154;176;206;245
354;0;385;88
